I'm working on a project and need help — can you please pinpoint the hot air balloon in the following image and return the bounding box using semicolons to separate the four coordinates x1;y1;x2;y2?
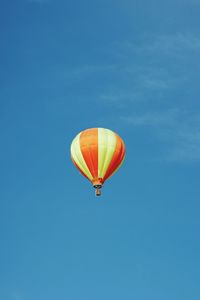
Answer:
70;128;126;196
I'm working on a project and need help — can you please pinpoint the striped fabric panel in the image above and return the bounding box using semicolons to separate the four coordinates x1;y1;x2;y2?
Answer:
98;128;117;179
103;133;126;182
109;155;125;179
70;133;93;181
79;128;98;180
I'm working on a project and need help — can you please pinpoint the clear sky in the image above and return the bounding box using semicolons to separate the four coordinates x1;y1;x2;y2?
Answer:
1;0;200;299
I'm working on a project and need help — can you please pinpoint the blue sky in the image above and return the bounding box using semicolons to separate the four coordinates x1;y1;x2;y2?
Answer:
1;0;200;299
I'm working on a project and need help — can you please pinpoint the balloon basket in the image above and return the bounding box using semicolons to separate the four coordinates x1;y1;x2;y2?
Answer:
93;184;102;197
95;188;101;196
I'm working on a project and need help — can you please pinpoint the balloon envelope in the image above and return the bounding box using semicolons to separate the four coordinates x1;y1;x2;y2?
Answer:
70;128;126;195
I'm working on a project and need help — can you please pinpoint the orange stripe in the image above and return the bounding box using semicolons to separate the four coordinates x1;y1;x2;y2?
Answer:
103;133;126;182
79;128;98;180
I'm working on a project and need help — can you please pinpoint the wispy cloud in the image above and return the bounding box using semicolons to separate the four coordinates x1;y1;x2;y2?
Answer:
142;33;200;54
120;109;178;127
117;32;200;57
110;33;200;161
121;109;200;162
99;69;180;106
55;32;200;162
98;32;200;104
57;32;199;106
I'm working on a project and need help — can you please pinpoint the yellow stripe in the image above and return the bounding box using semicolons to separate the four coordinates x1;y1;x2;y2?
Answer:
98;128;117;178
71;133;93;181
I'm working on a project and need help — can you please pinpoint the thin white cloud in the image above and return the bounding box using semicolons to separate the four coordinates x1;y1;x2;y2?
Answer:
121;109;200;162
97;33;200;161
116;32;200;57
143;33;200;57
54;32;200;162
99;69;180;106
60;32;198;104
120;109;178;127
99;32;199;105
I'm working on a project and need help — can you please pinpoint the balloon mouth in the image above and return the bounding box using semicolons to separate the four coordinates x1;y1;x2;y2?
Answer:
92;178;103;186
93;184;102;189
